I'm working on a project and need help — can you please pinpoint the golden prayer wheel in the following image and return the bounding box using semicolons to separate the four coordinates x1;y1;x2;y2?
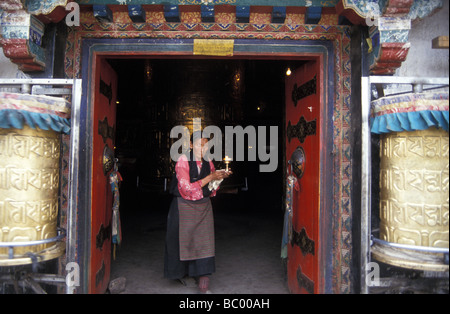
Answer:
370;92;449;271
0;92;70;266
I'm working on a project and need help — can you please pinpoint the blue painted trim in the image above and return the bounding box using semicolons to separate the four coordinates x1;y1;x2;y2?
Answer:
128;4;146;23
306;6;322;24
236;5;250;23
164;5;180;23
371;110;449;134
201;5;215;23
0;109;71;134
272;6;286;24
93;5;113;23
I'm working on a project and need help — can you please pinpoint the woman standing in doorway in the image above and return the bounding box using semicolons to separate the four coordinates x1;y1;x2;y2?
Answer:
164;131;232;293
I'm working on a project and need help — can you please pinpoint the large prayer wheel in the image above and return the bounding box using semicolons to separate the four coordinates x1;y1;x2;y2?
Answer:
0;92;70;266
370;92;449;271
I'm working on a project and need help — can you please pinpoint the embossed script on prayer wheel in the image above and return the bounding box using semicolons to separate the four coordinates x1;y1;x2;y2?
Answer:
0;126;61;258
0;92;70;265
379;128;449;249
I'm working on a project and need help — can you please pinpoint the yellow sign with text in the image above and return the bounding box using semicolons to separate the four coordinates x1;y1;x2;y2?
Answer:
193;39;234;57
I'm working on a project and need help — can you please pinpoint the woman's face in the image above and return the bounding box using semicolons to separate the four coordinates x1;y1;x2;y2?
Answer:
192;138;209;160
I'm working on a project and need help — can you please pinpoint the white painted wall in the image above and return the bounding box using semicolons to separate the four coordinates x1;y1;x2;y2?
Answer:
0;49;23;78
397;0;449;78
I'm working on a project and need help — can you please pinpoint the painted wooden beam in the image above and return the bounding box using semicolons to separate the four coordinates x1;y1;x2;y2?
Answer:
164;4;180;22
432;36;449;49
128;4;146;23
305;6;322;24
214;4;236;23
236;5;250;23
201;5;215;23
93;5;113;23
77;0;339;7
272;6;286;24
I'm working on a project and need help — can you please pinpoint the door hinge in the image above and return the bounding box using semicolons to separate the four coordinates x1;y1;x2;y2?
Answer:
287;116;316;143
297;265;315;294
292;75;316;106
96;223;111;251
291;227;315;256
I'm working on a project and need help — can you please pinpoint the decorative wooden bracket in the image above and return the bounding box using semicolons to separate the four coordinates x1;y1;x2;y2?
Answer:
0;0;71;72
336;0;443;75
0;10;45;72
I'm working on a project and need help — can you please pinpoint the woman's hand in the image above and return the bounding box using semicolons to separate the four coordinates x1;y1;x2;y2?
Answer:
200;169;232;187
210;169;232;181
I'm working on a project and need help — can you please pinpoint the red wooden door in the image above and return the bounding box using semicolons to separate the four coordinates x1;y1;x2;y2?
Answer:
90;57;117;293
285;59;322;294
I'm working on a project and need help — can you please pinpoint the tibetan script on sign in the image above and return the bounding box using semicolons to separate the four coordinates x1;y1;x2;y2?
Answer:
193;39;234;57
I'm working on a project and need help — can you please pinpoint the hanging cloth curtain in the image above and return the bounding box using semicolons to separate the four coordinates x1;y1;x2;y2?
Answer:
281;172;299;259
109;162;123;260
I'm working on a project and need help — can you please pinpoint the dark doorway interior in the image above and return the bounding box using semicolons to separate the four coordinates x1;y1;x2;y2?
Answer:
108;58;303;293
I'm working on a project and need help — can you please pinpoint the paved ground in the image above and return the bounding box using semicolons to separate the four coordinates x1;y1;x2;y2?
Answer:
110;193;290;294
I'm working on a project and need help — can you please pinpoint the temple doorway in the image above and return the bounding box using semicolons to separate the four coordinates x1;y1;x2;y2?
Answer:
107;58;296;293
